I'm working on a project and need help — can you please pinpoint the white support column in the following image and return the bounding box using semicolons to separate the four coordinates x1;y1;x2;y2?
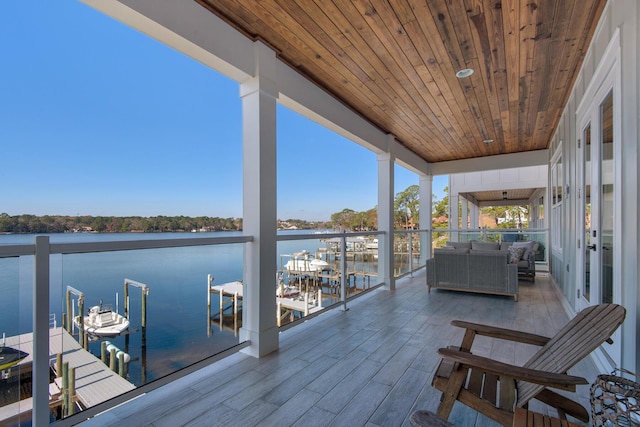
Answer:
239;41;278;357
378;149;395;290
449;194;459;242
461;197;468;231
419;174;433;262
470;204;479;229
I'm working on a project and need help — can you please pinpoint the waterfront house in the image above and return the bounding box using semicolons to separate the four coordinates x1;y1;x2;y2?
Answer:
15;0;640;425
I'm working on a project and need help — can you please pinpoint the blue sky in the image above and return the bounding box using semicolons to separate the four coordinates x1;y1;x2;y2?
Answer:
2;1;447;222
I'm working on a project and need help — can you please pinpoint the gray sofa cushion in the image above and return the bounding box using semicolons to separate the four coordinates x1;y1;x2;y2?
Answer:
445;241;471;250
500;242;514;250
435;247;469;254
471;241;500;251
470;249;503;255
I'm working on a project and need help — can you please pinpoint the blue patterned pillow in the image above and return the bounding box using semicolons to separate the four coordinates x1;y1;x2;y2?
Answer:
508;246;525;264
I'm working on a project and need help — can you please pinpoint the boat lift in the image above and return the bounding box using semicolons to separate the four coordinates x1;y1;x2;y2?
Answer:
123;278;150;330
65;286;86;348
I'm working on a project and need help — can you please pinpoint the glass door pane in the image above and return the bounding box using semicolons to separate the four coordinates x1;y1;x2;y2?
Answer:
600;90;614;303
583;123;591;302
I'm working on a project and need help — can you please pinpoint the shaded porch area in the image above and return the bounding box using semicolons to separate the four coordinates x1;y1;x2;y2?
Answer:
80;271;599;427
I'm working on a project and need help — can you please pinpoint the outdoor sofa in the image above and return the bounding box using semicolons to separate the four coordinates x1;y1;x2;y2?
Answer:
444;240;537;281
425;240;537;301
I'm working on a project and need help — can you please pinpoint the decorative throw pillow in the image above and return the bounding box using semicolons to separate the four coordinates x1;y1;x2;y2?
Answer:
508;246;525;264
513;241;535;260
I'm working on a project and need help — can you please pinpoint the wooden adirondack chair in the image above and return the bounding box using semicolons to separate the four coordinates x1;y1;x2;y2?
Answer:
432;303;626;426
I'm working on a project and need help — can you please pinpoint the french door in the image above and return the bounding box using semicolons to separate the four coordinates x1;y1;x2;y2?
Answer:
576;41;620;364
579;90;613;308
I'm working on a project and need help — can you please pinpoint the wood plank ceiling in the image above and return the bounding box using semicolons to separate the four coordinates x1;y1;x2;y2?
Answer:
196;0;605;164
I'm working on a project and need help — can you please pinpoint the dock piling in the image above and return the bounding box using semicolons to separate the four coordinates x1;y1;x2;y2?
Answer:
118;352;125;377
109;348;116;372
101;342;107;364
68;367;76;415
62;361;69;415
56;353;62;378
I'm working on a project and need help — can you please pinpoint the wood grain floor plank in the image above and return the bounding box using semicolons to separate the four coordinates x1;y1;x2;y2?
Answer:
231;398;281;426
259;388;324;427
224;357;311;411
293;406;337;427
369;367;430;427
306;349;371;395
329;380;392;427
263;355;339;407
371;344;422;386
315;358;383;414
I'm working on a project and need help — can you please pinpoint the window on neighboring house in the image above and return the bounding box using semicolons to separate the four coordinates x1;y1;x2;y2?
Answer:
551;146;563;251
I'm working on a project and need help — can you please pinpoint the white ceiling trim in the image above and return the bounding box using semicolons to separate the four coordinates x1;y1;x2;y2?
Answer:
82;0;254;82
431;150;550;176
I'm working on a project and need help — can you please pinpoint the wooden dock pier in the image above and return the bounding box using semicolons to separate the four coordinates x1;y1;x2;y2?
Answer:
0;327;135;425
207;275;329;330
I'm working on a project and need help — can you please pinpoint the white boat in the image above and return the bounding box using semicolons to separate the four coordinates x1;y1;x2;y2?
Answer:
75;304;130;337
283;250;329;273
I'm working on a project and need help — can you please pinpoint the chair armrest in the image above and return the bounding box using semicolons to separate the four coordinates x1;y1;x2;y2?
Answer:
451;320;551;346
437;348;588;390
527;251;536;268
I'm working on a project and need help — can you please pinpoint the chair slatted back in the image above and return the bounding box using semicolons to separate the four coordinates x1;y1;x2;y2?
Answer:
516;304;626;407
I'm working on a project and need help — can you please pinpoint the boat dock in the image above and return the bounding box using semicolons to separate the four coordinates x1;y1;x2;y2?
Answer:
0;327;135;424
207;276;327;329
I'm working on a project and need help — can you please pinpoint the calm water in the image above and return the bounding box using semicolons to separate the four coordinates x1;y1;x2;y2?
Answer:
0;231;334;386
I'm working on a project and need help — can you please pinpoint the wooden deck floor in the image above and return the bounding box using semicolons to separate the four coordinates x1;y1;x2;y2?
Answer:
79;270;599;427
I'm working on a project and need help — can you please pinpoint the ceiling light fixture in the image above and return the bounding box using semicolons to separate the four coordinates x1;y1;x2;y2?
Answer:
455;68;474;78
483;139;494;143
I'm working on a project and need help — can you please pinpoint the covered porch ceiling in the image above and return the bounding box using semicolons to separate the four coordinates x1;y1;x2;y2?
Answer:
460;188;541;207
196;0;605;164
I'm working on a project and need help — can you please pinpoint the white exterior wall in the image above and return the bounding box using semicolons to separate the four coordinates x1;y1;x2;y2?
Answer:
450;165;547;195
549;0;638;373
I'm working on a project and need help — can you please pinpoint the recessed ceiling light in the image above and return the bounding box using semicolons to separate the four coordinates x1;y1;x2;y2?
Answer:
483;139;494;143
455;68;474;78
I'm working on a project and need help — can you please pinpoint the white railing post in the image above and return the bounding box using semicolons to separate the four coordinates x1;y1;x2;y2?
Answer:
340;231;348;311
408;232;413;277
33;236;50;425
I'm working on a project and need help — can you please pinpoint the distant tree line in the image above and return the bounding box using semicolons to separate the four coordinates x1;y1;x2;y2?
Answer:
0;213;332;234
2;186;528;235
0;213;244;233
